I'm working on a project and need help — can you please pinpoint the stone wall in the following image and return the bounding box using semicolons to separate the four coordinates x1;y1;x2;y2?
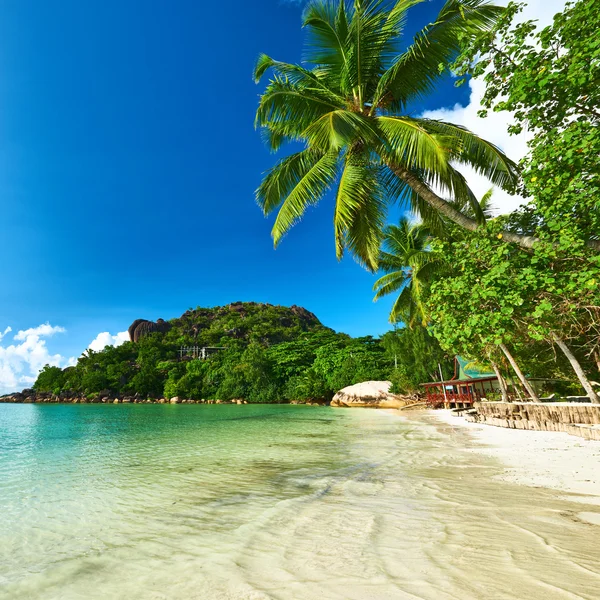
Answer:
467;401;600;441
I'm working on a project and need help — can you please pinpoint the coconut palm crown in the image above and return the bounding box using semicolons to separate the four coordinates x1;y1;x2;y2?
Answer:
374;190;494;326
373;217;442;326
254;0;522;271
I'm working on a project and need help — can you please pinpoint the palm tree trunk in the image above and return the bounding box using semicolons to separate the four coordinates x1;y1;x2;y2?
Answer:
390;165;600;252
551;333;600;404
593;349;600;375
512;380;524;401
498;343;540;401
490;360;509;403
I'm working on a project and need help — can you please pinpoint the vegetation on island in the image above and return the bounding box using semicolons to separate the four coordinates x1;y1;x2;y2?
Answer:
33;302;453;402
255;0;600;402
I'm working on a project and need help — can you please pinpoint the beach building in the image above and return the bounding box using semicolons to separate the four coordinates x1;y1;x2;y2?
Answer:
423;357;564;408
423;357;499;409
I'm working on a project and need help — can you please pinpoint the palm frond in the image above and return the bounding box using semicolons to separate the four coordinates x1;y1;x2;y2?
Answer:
449;184;496;222
303;0;350;76
390;285;413;323
374;0;502;110
255;78;345;145
257;150;324;214
441;165;485;224
418;119;520;191
253;53;276;83
270;151;340;246
377;249;405;271
344;0;399;107
377;116;452;176
303;109;379;151
254;55;346;102
479;188;495;216
373;270;408;299
377;165;448;236
373;215;443;324
334;157;386;270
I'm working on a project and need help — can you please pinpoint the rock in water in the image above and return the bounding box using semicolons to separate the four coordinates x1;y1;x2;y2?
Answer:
331;381;409;409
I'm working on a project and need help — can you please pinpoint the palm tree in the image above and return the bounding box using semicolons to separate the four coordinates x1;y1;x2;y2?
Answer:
254;0;538;272
373;217;441;326
373;188;493;325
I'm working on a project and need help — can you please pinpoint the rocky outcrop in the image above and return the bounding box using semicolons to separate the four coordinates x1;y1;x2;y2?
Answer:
468;401;600;441
0;390;224;404
331;381;412;409
128;318;171;342
0;392;251;405
289;305;319;324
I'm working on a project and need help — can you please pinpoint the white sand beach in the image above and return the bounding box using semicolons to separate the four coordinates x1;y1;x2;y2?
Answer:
430;409;600;503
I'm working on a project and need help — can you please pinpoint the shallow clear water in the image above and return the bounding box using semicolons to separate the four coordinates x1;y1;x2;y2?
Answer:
1;404;599;600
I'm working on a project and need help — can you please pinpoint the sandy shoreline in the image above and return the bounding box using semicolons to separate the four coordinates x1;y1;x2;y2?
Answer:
427;409;600;505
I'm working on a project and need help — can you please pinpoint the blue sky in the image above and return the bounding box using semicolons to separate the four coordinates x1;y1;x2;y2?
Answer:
1;0;538;392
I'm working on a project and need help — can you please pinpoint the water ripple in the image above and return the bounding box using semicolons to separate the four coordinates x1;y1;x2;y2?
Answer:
0;404;599;599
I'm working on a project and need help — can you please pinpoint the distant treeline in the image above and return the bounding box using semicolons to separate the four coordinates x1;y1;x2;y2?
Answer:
34;302;452;403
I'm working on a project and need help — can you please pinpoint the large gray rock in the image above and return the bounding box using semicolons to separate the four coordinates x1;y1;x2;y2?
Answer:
128;318;171;343
331;381;409;409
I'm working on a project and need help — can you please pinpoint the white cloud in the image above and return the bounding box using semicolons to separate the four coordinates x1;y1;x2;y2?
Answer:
0;323;130;395
13;323;65;341
88;331;129;353
422;77;531;214
0;323;69;395
421;0;569;215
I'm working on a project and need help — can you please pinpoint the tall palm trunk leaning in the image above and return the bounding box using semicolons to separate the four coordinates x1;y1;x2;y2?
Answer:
254;0;534;271
489;356;510;403
551;334;600;404
499;343;540;402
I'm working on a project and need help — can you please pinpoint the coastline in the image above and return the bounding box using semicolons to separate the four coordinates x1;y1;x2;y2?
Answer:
426;408;600;503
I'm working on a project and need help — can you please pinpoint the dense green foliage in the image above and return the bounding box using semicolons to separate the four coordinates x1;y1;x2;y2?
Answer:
36;2;600;404
453;0;600;251
382;326;453;394
251;0;599;401
367;1;600;400
427;225;598;391
34;302;452;399
33;303;429;401
422;0;600;400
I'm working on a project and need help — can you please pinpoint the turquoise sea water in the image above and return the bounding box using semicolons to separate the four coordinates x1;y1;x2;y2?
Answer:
1;404;599;600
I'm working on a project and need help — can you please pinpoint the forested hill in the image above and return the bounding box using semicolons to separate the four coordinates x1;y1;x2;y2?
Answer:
127;301;328;346
30;302;450;404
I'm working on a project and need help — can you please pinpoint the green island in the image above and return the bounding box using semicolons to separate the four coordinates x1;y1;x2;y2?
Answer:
23;301;451;404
